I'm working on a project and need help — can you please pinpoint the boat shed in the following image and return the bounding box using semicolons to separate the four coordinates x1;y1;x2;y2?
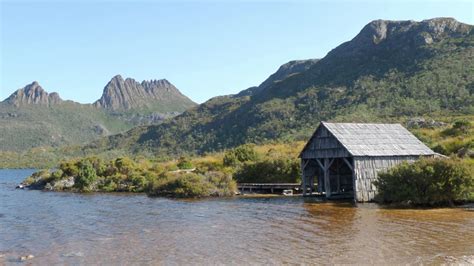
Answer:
299;122;436;202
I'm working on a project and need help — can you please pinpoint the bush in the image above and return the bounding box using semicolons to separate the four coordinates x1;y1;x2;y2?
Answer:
374;158;474;206
74;160;97;192
177;156;194;169
147;172;236;198
223;144;259;166
234;157;300;183
148;173;213;198
442;119;471;136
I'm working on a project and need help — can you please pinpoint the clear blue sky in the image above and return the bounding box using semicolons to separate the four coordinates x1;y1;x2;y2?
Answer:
1;1;473;104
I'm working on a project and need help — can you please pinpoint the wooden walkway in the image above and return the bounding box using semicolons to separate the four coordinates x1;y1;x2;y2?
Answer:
237;183;301;193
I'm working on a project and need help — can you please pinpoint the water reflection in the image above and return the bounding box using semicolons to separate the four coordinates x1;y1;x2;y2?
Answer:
1;170;473;265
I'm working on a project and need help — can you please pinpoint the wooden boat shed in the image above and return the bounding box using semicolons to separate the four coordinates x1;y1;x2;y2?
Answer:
299;122;436;202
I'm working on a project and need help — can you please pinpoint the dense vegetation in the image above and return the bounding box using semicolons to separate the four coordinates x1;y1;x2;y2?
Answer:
374;158;473;206
23;142;304;197
24;156;236;197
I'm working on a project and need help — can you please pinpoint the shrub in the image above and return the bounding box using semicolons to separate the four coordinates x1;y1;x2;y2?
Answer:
59;161;79;177
147;172;236;198
177;156;194;169
234;157;300;183
205;171;237;196
74;160;97;192
374;158;474;206
51;169;64;181
442;119;472;136
148;173;213;198
223;144;259;166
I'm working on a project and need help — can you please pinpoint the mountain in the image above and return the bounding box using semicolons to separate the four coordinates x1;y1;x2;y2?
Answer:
94;75;196;112
87;17;474;156
236;59;319;97
0;77;196;151
5;81;63;107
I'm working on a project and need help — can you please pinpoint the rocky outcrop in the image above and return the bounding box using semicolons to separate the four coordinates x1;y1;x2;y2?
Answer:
94;75;196;111
4;81;63;107
328;17;472;57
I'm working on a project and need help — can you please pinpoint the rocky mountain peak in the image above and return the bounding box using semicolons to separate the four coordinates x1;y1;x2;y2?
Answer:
323;17;473;62
4;81;63;107
352;17;471;47
94;75;196;111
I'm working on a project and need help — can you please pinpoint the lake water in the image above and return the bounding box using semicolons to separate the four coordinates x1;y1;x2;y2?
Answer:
1;169;473;265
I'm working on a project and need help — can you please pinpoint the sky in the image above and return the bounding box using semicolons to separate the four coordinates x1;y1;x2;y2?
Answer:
1;1;473;104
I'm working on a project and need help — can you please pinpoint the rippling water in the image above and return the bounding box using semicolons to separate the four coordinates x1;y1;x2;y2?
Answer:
1;169;473;265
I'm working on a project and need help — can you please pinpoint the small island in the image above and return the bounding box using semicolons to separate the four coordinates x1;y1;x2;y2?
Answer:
22;143;301;198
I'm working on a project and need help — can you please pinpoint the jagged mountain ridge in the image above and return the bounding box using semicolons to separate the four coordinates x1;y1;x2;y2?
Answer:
93;75;196;111
89;17;474;156
0;76;197;151
3;76;196;112
5;81;63;107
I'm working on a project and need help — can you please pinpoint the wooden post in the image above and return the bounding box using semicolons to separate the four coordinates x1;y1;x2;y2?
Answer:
336;160;340;194
324;158;331;198
342;157;357;203
301;159;307;196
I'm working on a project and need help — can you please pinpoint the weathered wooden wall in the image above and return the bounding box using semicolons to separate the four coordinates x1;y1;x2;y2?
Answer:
353;156;419;202
301;126;350;159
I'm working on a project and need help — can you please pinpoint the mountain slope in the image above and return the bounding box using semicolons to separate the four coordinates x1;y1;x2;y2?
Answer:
0;77;196;151
88;18;474;156
236;59;319;97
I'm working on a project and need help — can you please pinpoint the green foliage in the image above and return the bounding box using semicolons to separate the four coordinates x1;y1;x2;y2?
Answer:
374;158;474;206
147;172;236;198
442;119;472;136
148;173;212;198
234;157;300;183
24;155;236;197
223;144;259;166
415;118;474;157
74;160;97;192
177;156;194;169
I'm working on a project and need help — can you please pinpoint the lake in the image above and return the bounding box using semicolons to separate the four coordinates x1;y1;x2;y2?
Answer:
1;169;473;264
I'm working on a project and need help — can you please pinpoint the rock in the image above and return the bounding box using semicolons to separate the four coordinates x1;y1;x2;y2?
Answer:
327;18;472;59
15;184;25;189
19;254;34;261
92;124;110;136
407;117;446;128
52;176;75;190
5;81;63;107
457;147;474;158
44;183;53;191
93;75;196;111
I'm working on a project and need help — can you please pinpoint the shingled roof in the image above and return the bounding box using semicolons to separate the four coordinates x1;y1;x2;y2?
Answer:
318;122;435;157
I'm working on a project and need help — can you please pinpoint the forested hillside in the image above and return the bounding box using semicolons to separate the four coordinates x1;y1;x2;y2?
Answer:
87;18;473;156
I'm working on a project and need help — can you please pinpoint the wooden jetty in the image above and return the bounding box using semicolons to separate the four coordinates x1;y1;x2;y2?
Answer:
238;183;301;194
